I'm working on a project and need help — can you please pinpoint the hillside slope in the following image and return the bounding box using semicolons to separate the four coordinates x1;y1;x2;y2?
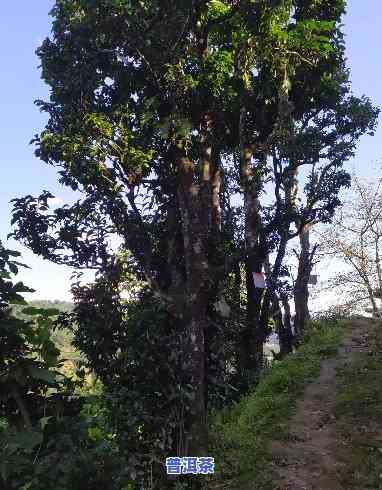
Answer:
209;318;382;489
271;318;382;489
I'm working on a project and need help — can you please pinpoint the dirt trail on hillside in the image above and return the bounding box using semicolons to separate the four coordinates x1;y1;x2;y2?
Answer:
271;318;370;490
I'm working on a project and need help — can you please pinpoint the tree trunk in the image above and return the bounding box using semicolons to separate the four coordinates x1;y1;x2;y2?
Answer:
176;143;210;455
279;292;294;356
294;223;313;341
366;280;381;318
260;231;289;335
239;102;266;381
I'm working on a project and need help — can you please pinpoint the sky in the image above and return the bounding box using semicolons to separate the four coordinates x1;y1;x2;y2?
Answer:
0;1;381;301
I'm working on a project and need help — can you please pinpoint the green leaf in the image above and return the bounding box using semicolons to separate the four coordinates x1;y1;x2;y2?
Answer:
8;430;43;454
27;366;57;385
6;250;21;258
13;282;35;294
8;263;18;275
39;416;52;431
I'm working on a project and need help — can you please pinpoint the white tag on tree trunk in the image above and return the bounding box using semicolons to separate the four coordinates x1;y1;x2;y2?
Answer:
252;272;266;289
214;297;231;318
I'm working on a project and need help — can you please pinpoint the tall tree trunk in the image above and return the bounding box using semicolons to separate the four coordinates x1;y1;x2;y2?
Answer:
263;253;294;357
294;223;313;341
365;278;380;318
260;232;291;354
279;292;294;356
176;141;211;455
211;153;222;242
270;293;294;359
239;103;266;381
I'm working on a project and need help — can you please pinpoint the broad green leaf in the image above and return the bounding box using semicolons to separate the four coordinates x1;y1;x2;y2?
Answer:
27;366;57;385
13;282;35;294
8;430;43;454
39;416;52;430
6;250;21;258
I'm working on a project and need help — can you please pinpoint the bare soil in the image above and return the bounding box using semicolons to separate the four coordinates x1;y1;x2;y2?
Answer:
270;319;371;490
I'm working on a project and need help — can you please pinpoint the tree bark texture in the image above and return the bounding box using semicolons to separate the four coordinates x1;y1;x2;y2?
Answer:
174;110;220;454
294;224;313;340
239;105;267;379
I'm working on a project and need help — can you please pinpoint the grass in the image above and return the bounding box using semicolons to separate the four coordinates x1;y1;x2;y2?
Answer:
207;322;344;489
335;319;382;489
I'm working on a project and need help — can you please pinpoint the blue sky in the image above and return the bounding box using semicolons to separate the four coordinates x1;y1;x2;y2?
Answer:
0;1;381;300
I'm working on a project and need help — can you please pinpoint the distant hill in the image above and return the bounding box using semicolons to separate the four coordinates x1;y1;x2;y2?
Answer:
27;299;74;313
11;299;74;320
11;299;80;376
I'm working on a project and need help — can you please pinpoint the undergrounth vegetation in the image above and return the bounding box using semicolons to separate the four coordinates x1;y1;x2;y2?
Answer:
335;319;382;490
208;321;344;490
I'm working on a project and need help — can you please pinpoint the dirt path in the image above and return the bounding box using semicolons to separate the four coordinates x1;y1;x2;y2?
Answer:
271;319;371;490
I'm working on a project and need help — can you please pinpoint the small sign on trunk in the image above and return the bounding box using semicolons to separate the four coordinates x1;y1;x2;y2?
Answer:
252;272;266;289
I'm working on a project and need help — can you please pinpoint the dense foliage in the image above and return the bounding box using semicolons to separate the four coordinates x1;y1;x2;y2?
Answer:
0;242;127;490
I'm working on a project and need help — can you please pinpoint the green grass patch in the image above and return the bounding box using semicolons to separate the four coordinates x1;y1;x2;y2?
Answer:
335;320;382;490
207;322;344;490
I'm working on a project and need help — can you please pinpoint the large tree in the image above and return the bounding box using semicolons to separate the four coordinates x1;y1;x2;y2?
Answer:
11;0;375;486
